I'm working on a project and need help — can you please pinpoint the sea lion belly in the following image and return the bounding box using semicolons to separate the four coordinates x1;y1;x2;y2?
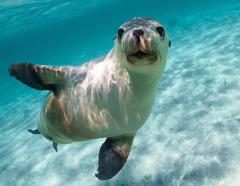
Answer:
38;74;153;143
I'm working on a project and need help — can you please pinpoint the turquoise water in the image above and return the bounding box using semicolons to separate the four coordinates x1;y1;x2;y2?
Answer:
1;0;240;185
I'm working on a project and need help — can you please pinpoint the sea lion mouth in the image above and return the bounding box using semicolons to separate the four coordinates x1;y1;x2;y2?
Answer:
130;51;150;59
127;51;157;64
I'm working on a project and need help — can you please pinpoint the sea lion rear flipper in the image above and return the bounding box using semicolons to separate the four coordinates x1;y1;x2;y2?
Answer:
53;143;58;152
95;135;135;180
9;63;70;93
27;129;40;134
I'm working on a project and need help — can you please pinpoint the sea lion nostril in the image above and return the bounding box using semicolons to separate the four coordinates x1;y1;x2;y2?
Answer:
133;29;144;38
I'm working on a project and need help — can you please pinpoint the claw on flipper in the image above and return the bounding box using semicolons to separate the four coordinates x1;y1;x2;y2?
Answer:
28;129;40;134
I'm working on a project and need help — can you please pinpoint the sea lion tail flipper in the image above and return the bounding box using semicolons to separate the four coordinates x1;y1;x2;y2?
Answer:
9;63;70;93
95;134;135;180
28;129;40;134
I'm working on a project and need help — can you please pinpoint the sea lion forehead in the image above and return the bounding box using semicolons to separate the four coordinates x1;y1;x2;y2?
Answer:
120;17;160;30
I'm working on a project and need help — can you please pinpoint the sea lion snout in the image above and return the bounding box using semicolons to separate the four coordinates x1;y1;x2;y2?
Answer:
132;29;144;40
123;29;157;63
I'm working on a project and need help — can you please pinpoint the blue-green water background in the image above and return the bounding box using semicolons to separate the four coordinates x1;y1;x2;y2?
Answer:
0;0;240;185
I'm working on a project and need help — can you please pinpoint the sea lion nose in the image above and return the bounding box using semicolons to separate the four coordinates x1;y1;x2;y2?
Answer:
133;29;144;39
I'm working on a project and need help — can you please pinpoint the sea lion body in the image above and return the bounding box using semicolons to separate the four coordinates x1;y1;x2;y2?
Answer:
9;17;170;180
39;49;160;144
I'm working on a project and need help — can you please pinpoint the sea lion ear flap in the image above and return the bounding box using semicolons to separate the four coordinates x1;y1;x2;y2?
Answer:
169;39;172;47
95;135;135;180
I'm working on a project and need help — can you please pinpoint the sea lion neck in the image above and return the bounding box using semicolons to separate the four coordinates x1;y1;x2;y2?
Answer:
109;48;160;99
127;69;160;98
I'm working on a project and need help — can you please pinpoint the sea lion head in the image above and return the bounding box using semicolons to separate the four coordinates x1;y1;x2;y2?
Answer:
114;17;171;73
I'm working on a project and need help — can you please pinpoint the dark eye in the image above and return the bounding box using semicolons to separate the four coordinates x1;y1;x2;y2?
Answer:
156;26;165;37
118;28;124;39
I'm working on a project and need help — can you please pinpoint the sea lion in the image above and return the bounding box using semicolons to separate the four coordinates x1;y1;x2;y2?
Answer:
9;17;171;180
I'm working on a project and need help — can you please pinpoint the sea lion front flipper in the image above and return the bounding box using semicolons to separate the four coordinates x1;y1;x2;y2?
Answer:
95;135;135;180
9;63;70;93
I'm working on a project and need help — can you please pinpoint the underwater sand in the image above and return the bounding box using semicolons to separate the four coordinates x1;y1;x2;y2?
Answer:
0;0;240;185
